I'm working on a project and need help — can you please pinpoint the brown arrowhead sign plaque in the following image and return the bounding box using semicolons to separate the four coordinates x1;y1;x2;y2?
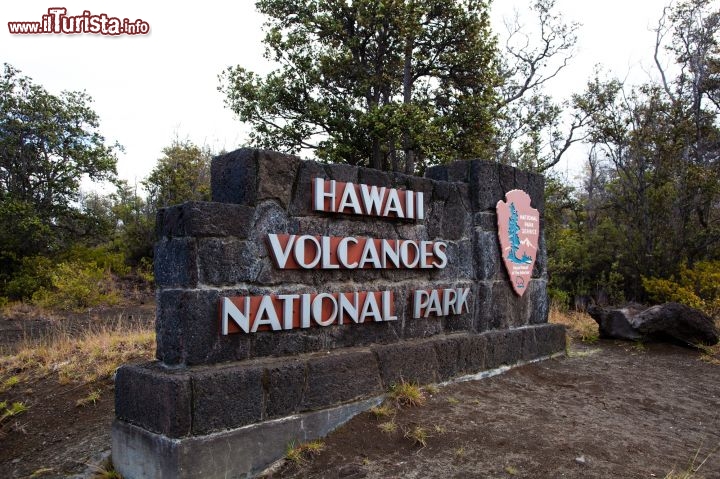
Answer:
496;190;539;297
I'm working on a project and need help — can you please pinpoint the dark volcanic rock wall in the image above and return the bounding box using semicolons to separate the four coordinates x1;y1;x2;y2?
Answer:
152;148;550;366
113;149;564;479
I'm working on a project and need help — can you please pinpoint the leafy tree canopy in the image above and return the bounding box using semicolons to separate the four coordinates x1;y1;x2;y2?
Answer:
0;63;118;288
0;64;118;220
143;139;212;210
220;0;502;173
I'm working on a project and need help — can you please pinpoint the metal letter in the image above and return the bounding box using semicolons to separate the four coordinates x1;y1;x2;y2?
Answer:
406;189;415;219
278;294;299;329
400;240;420;268
360;183;386;216
442;289;458;315
321;236;341;269
360;292;382;322
338;292;360;324
337;237;359;268
221;297;250;334
382;290;397;321
380;239;400;268
267;234;296;269
382;188;405;218
293;235;322;269
424;290;442;318
338;182;362;214
416;192;425;220
455;288;470;314
412;290;429;319
313;178;336;211
432;242;448;269
358;238;382;269
251;296;282;332
312;293;338;326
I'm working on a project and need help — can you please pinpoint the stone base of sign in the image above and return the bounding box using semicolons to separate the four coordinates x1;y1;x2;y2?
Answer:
113;324;564;479
112;396;383;479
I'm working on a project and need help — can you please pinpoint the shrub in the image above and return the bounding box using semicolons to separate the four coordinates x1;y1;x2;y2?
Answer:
548;288;570;312
31;260;119;312
4;255;54;300
64;245;131;277
643;261;720;318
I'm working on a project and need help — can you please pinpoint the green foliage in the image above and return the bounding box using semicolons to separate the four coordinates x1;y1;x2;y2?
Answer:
3;245;129;301
0;401;28;424
0;64;118;281
220;0;501;173
64;245;130;277
31;260;119;312
543;1;720;303
548;288;570;312
111;180;156;263
643;261;720;317
0;64;119;297
143;139;211;209
1;376;20;392
136;257;154;285
4;255;54;300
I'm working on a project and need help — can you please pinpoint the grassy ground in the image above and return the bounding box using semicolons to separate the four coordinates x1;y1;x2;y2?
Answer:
0;315;154;388
0;304;155;477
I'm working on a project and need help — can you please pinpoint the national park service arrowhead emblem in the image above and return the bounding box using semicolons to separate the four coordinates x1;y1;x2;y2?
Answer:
496;190;539;297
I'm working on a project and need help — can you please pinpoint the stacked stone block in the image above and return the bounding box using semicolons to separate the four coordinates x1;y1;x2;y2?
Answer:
113;148;565;479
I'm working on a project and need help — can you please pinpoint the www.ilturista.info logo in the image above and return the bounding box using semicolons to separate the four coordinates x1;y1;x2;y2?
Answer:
8;8;150;35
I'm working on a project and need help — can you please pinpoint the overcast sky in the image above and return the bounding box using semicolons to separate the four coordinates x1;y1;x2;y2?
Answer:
3;0;678;188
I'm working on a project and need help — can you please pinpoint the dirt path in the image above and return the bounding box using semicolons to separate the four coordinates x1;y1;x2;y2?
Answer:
2;338;719;478
270;341;720;479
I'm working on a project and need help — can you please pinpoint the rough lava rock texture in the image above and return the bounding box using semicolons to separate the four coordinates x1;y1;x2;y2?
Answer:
587;304;645;341
115;148;563;479
589;302;719;346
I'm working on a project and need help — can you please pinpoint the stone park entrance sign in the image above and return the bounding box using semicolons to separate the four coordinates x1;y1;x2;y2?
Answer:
112;149;565;479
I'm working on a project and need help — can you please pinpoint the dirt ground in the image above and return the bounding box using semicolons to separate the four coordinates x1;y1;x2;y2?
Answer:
268;340;720;479
1;317;719;478
0;303;155;479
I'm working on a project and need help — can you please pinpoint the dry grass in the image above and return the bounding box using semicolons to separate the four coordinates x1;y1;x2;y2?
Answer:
404;425;430;447
0;301;59;322
549;307;599;343
285;440;325;465
0;318;154;385
698;319;720;365
388;380;426;408
664;440;720;478
369;404;395;419
378;420;398;435
76;389;102;407
423;384;440;395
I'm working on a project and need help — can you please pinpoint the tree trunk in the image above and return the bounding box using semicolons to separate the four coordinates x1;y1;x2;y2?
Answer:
402;35;415;175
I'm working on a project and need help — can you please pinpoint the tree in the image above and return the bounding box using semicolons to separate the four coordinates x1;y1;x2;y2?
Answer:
0;63;118;290
111;180;156;262
494;0;589;172
549;0;720;302
143;139;212;210
219;0;501;173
